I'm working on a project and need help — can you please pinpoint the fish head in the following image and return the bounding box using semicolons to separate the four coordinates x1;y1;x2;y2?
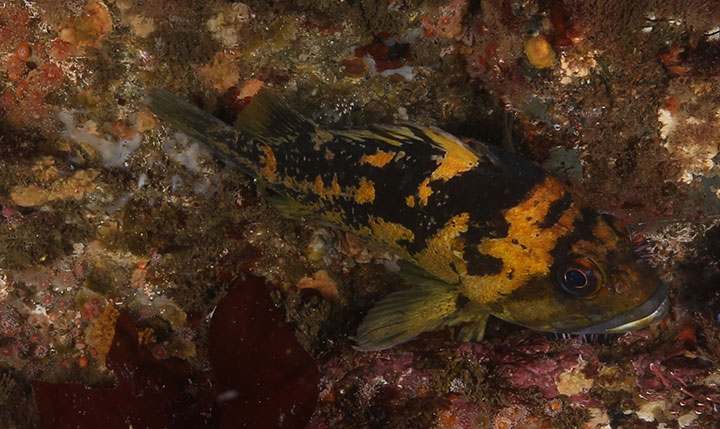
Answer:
494;210;668;334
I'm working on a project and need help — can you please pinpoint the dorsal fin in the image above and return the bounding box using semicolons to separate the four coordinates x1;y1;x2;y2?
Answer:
365;122;502;167
402;122;502;166
235;88;317;145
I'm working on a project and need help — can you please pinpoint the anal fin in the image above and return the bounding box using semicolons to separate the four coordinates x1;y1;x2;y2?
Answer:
266;192;316;219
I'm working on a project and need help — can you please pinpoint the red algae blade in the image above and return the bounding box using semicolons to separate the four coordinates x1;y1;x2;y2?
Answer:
209;274;320;428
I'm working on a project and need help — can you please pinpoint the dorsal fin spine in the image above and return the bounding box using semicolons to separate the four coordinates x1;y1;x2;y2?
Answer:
235;89;317;144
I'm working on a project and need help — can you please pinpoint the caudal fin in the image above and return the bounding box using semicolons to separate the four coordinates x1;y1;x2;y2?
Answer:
146;88;243;165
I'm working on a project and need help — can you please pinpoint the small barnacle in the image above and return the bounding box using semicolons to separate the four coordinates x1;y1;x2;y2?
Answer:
15;41;31;59
524;35;555;69
544;398;563;416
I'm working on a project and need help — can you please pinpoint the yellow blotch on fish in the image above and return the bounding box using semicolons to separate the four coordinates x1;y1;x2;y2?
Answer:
314;175;325;195
471;177;578;302
330;176;342;196
417;178;432;206
361;150;396;167
423;129;479;181
414;213;470;284
354;177;376;204
260;143;278;182
365;216;415;260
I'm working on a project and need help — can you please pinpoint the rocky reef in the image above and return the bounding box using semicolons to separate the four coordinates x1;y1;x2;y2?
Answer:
1;0;719;427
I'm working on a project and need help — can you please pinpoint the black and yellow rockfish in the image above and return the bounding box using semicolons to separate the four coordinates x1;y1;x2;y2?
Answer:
148;88;668;351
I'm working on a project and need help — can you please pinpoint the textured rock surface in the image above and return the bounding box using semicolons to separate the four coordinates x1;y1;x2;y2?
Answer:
1;0;719;427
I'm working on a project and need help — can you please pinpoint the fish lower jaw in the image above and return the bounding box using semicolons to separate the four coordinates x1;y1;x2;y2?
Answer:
572;281;669;334
601;294;669;333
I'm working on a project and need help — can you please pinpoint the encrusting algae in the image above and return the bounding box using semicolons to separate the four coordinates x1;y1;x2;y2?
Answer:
148;87;668;351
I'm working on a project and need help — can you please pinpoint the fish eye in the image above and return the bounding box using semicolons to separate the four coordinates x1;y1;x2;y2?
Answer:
554;260;600;297
565;269;587;287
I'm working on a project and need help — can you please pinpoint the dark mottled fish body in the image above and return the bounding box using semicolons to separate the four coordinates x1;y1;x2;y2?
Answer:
148;89;668;351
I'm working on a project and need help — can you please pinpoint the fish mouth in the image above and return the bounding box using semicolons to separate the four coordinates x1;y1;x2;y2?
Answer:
573;281;669;334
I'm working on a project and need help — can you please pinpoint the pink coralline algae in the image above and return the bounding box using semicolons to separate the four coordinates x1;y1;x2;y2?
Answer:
633;348;718;415
311;329;607;426
1;199;22;222
309;345;440;427
463;333;595;399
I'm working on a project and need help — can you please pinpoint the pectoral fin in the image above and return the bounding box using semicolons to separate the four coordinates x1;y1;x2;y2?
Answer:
354;283;487;351
457;310;489;343
395;259;455;288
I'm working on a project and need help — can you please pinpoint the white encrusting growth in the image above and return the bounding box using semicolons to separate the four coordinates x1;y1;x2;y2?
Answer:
657;108;676;139
657;105;720;184
59;111;145;214
58;111;142;167
162;132;209;173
